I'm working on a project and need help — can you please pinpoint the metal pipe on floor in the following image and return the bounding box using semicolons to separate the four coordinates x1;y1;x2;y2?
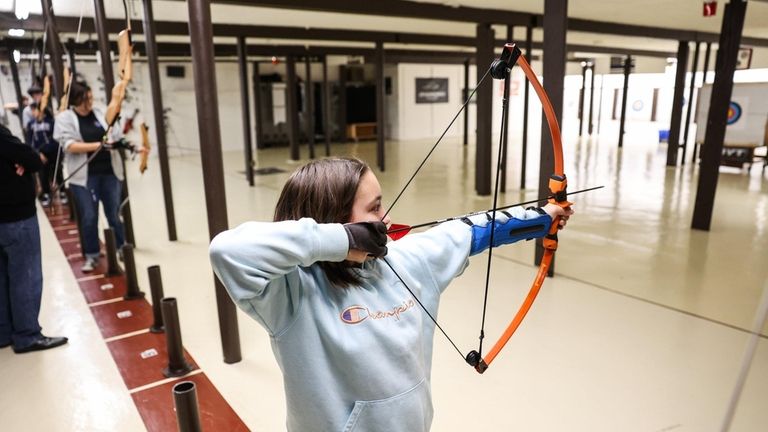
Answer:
148;265;165;333
173;381;202;432
104;228;122;277
121;244;144;300
162;297;193;377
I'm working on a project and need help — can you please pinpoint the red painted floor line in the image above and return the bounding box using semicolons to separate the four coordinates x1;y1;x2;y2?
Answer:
43;204;248;431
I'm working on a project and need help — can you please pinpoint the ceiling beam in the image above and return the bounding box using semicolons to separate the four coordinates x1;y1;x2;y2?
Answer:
0;13;674;58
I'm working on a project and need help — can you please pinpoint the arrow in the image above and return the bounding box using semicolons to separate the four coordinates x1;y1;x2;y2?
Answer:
387;185;603;240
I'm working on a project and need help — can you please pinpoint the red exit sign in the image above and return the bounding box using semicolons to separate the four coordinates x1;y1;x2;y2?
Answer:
703;1;717;17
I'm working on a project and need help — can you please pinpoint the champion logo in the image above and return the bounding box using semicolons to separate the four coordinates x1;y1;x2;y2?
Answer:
340;299;416;325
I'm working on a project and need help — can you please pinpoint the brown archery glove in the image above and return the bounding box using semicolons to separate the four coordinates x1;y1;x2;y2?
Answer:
344;221;388;258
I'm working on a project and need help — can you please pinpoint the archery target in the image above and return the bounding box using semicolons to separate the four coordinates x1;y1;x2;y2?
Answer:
727;101;742;125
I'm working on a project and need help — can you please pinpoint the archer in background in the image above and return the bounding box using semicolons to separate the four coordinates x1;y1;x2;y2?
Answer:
209;157;573;432
26;99;65;207
53;82;142;273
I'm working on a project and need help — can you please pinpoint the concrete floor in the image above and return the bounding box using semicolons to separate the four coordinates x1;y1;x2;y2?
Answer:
1;121;766;431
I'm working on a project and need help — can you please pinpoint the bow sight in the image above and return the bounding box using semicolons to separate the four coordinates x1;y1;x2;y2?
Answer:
490;43;522;80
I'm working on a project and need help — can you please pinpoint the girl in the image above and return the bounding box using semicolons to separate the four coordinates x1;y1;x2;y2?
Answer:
210;157;572;432
53;82;129;272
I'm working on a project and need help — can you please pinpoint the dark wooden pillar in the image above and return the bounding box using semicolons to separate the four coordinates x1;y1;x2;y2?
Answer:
500;25;513;191
286;55;300;161
587;62;595;135
236;36;254;185
92;0;114;101
6;41;25;133
252;61;264;150
536;0;567;274
666;41;689;166
692;42;712;162
305;56;316;159
338;65;347;144
375;41;385;171
475;23;495;196
521;22;533;189
40;0;64;101
618;55;631;148
322;55;331;156
142;0;177;241
463;58;469;146
693;0;748;231
681;41;701;164
94;0;134;246
578;62;587;136
66;38;77;77
187;0;241;363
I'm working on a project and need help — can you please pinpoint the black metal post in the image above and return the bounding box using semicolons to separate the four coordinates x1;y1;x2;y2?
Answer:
121;244;144;300
236;36;255;185
693;0;748;231
92;0;114;99
66;38;77;77
618;55;631;148
161;297;194;377
338;65;347;144
37;38;46;79
142;0;178;241
375;41;385;171
521;22;533;189
578;62;587;136
500;25;513;192
148;265;165;333
322;55;331;156
41;0;65;101
475;23;494;196
666;41;690;166
286;55;300;161
305;55;316;159
252;61;264;150
104;228;122;276
588;62;596;135
172;381;202;432
6;41;25;132
536;0;568;275
187;0;241;364
681;41;701;164
40;0;64;100
94;0;134;247
462;58;469;146
692;41;713;163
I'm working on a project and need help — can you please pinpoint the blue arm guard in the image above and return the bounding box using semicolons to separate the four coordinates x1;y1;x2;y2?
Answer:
467;212;552;256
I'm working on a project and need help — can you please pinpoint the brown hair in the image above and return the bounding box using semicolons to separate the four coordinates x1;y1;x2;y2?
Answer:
274;157;369;287
68;81;91;108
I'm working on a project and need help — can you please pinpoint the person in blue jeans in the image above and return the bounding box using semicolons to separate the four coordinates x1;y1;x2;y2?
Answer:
54;82;138;273
0;123;68;353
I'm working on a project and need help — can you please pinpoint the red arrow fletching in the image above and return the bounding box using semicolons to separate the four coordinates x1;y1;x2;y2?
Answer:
387;224;411;241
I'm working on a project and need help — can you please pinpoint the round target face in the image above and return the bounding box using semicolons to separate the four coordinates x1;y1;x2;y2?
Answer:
727;101;742;125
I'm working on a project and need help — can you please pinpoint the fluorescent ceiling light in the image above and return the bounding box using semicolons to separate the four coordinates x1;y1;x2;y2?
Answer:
8;29;25;37
13;50;20;64
15;0;30;20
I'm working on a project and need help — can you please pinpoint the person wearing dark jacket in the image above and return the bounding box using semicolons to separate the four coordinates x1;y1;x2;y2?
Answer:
26;102;65;207
0;124;68;353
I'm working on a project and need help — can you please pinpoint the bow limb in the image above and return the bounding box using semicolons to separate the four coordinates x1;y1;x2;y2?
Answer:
471;44;570;374
139;122;151;174
37;75;51;121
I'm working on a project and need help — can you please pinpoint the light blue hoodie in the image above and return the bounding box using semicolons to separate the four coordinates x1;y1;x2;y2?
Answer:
209;209;549;432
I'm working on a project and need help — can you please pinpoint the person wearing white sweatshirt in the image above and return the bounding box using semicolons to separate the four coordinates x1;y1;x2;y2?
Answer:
209;157;572;432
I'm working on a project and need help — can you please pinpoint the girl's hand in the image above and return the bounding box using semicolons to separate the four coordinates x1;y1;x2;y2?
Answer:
14;164;25;176
344;221;388;262
542;202;575;230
